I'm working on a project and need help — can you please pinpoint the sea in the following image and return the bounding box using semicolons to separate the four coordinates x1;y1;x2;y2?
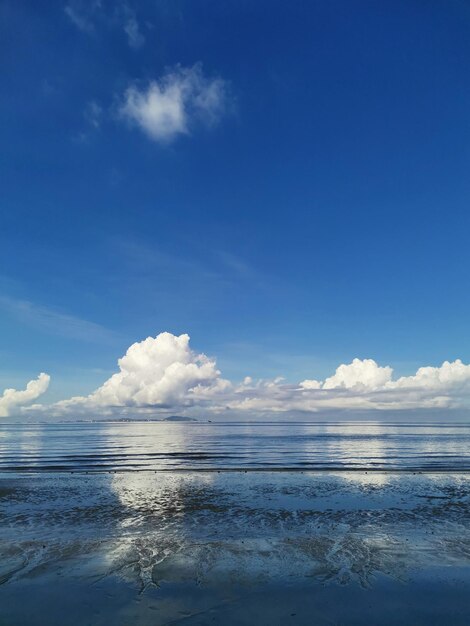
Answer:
1;420;470;472
2;421;470;625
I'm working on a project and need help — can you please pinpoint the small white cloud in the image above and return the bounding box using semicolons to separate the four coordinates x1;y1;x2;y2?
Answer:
84;100;102;129
300;359;393;391
118;64;229;144
299;379;321;390
64;2;96;33
65;1;145;49
322;358;393;391
124;17;145;49
0;374;50;418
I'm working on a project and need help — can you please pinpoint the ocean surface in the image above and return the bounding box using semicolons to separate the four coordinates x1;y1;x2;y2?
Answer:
1;421;470;472
2;421;470;624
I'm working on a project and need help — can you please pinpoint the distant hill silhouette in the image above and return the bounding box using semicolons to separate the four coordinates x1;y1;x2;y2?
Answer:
162;415;198;422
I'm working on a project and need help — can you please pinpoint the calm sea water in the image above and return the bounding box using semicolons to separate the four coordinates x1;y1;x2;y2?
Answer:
1;421;470;472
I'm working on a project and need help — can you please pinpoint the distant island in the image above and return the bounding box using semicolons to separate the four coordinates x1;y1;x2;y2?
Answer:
162;416;198;422
53;416;201;424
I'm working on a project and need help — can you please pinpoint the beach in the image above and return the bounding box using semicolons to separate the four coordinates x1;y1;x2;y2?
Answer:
1;468;470;625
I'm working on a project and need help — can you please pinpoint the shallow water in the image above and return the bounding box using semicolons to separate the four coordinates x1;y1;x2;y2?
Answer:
1;422;470;624
1;470;470;624
2;421;470;471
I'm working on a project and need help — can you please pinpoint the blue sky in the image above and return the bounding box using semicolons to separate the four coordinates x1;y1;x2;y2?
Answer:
2;1;470;410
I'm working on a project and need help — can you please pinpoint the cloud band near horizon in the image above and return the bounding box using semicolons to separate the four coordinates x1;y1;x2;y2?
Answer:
3;332;470;420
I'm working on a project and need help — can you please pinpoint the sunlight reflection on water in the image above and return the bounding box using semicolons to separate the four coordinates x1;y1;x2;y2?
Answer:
1;421;470;471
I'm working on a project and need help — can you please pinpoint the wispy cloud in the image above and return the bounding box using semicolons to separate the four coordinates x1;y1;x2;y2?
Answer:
118;64;230;143
73;100;104;143
109;240;273;317
84;100;103;129
123;15;145;49
0;295;116;344
116;239;223;284
64;1;97;34
64;1;145;49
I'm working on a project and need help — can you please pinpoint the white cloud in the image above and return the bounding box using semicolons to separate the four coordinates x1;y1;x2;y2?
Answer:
84;100;103;129
57;332;230;415
0;374;50;418
245;358;470;414
118;64;229;143
7;334;470;419
298;379;321;390
387;360;470;391
65;1;145;49
302;358;393;391
64;1;100;34
124;17;145;49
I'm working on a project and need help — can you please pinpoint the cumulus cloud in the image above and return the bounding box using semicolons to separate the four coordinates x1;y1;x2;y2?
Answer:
301;358;393;391
388;360;470;391
247;358;470;415
7;334;470;419
299;358;470;398
0;374;50;418
57;332;230;415
118;64;229;143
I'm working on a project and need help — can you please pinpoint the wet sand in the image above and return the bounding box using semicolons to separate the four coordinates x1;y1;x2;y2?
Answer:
1;471;470;624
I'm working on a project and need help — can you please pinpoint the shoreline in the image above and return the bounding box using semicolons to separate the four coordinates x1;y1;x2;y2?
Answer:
3;467;470;474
